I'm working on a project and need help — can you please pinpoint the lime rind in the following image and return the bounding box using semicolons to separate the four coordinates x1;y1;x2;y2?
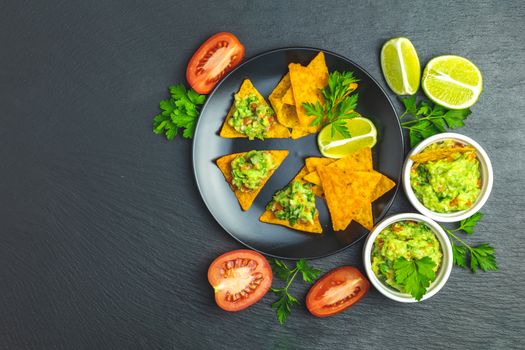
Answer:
422;55;483;110
381;37;421;96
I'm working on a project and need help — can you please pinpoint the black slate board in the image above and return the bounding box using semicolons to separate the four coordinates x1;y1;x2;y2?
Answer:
0;0;523;349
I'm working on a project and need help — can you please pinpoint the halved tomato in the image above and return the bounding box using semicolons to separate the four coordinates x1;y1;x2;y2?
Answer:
208;249;272;312
186;32;245;94
306;266;370;318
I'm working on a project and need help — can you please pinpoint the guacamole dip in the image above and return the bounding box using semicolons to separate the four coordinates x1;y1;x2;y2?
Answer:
228;93;275;140
410;140;481;213
267;181;317;225
231;151;275;192
371;220;442;292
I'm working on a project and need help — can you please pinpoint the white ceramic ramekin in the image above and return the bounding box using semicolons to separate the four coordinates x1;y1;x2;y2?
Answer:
402;132;493;223
363;213;453;303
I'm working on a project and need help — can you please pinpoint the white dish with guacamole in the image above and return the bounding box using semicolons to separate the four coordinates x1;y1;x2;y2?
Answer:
363;213;453;303
403;133;493;222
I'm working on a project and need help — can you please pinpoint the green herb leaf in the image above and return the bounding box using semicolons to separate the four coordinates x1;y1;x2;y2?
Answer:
394;256;436;301
153;84;206;140
400;97;472;145
458;212;483;234
443;212;498;272
303;70;360;129
452;244;468;268
270;259;321;325
269;258;293;280
470;243;498;272
296;259;322;283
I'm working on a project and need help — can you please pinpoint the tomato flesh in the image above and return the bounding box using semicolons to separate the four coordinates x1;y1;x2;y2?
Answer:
208;249;272;312
186;32;245;94
306;266;370;317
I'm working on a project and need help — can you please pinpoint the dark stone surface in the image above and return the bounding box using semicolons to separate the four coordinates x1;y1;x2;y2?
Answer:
0;1;523;349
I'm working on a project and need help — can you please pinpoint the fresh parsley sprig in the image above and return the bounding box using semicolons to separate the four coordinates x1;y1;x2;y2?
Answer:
269;258;321;325
153;84;206;140
303;71;360;138
394;256;436;301
399;96;472;147
442;212;498;272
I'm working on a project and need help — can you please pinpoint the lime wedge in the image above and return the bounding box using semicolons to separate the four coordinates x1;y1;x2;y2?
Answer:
318;117;377;158
381;37;421;95
422;55;483;109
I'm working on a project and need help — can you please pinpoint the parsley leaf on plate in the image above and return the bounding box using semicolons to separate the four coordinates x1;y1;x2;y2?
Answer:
303;71;360;136
269;258;321;325
153;84;206;140
394;256;436;301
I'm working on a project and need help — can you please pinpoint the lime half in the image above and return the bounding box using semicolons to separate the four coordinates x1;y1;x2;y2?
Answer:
422;55;483;109
318;117;377;158
381;37;421;95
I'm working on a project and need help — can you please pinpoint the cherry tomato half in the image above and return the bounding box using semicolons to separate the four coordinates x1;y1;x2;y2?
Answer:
186;32;245;94
207;249;272;312
306;266;370;317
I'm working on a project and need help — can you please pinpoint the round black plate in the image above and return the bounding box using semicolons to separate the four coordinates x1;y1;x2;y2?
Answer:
193;48;403;259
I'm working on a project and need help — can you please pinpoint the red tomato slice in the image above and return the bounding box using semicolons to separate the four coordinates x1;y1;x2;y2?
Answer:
207;249;272;312
306;266;370;317
186;32;245;94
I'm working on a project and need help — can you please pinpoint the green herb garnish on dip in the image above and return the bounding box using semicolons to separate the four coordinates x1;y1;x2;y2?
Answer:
267;181;317;225
231;151;275;192
371;221;442;299
410;140;481;213
228;93;276;140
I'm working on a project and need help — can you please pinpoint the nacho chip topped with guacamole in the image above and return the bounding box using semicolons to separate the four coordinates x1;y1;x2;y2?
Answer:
216;150;288;211
259;168;322;234
220;79;290;140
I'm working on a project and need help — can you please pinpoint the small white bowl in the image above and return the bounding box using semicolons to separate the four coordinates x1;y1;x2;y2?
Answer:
363;213;453;303
402;133;493;223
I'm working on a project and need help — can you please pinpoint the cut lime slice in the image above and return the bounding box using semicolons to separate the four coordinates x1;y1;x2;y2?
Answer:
381;37;421;95
422;55;483;109
318;117;377;158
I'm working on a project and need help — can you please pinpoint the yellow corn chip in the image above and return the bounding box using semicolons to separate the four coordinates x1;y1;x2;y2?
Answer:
269;73;291;118
410;146;476;163
259;166;323;234
289;52;329;128
354;203;373;230
216;150;288;211
319;167;381;231
282;88;295;105
371;174;396;201
259;210;322;234
220;79;291;139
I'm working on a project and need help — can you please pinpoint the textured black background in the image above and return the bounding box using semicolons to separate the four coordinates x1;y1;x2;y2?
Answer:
1;1;524;349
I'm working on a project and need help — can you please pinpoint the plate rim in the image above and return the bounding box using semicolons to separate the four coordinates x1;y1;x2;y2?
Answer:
192;46;404;260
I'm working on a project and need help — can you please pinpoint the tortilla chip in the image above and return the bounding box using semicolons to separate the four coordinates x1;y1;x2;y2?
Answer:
371;174;396;201
303;171;321;186
291;127;310;139
305;157;336;172
332;148;373;171
269;73;291;118
216;150;289;211
289;52;329;128
259;166;323;233
354;203;373;230
220;79;291;139
282;88;295;105
259;210;322;234
319;167;381;231
276;103;299;129
410;146;476;163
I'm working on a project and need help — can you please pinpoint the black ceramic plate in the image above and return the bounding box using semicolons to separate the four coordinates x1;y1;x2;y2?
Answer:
193;48;403;259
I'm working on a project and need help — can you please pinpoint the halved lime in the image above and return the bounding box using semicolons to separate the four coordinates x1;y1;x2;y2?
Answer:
422;55;483;109
318;117;377;158
381;37;421;95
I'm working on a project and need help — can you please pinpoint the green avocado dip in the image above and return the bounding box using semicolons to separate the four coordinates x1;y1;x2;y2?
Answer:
228;93;276;140
267;181;317;225
371;221;442;293
231;151;275;192
410;140;481;213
